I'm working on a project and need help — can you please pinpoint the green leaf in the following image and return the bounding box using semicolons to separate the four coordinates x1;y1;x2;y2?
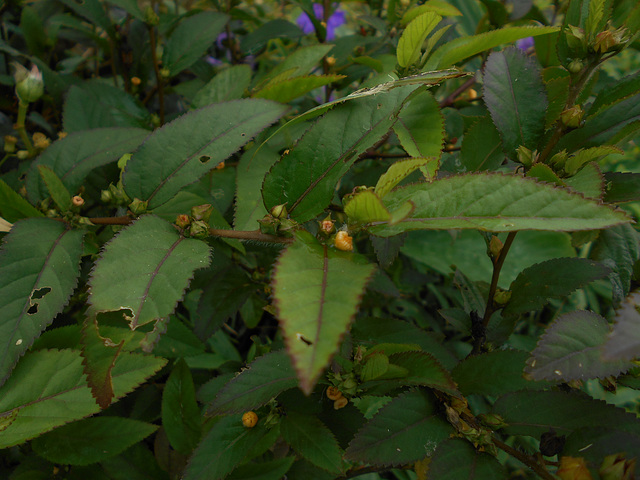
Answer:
63;82;152;132
544;75;571;128
563;146;622;176
589;72;640;116
563;427;640;464
427;438;506;480
193;65;252;107
387;351;459;395
459;119;504;172
272;231;375;394
368;173;631;237
280;412;343;474
397;12;442;67
154;316;206;358
37;165;72;211
602;291;640;361
253;75;345;103
453;350;545;397
604;172;640;203
401;1;462;23
0;349;166;448
183;416;268;480
263;86;417;223
123;100;286;209
564;162;605;199
376;158;439;198
88;215;211;328
427;26;560;69
162;359;201;454
527;310;632;381
227;457;295;480
31;416;157;465
483;48;547;160
162;11;229;76
345;390;452;466
208;350;297;415
26;128;150;204
344;190;392;225
503;258;611;316
0;218;83;387
527;163;563;186
493;390;640;438
268;45;334;79
0;179;43;222
361;353;390;381
585;0;608;37
393;90;444;159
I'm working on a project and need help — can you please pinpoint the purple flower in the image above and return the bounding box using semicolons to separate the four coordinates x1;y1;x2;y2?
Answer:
516;37;535;51
297;4;346;41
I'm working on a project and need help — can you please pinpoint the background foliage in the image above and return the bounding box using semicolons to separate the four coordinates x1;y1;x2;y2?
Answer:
1;0;640;478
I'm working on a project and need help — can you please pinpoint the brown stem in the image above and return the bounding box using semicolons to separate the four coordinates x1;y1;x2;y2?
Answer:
493;437;556;480
439;76;476;108
148;24;165;125
483;231;517;327
89;215;134;225
208;228;292;244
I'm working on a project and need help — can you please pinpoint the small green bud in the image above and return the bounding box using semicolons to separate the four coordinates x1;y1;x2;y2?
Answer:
549;150;568;169
100;189;113;203
144;5;159;25
270;204;288;219
191;204;213;222
494;289;512;306
568;59;584;74
16;150;29;160
176;214;191;229
15;64;44;103
516;145;535;167
560;106;584;128
4;135;17;154
160;68;171;79
478;413;508;429
565;25;586;50
129;198;148;215
189;220;209;238
489;235;503;259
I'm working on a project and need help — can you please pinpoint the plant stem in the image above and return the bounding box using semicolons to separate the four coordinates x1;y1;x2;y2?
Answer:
439;76;477;108
15;101;35;157
483;231;517;327
492;437;556;480
148;25;165;125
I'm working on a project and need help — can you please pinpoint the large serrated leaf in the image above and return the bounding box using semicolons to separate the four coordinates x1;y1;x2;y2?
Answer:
602;291;640;362
88;215;211;328
393;90;444;158
397;11;442;67
162;359;201;454
0;349;166;448
262;85;418;223
345;390;452;466
427;438;506;480
208;350;297;415
123;100;287;209
0;178;43;222
368;173;630;236
193;65;252;107
426;26;559;69
162;11;228;76
527;310;632;381
589;71;640;116
459;118;504;172
387;351;459;396
452;350;546;397
483;48;547;159
31;416;157;465
280;412;343;474
493;390;640;438
253;75;345;103
38;165;72;212
25;128;149;204
227;457;295;480
183;415;268;480
375;157;439;198
0;218;84;387
344;190;392;225
272;231;375;394
604;172;640;203
503;258;611;316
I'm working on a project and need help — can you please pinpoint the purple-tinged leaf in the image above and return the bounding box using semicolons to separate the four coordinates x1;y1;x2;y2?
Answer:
602;291;640;361
483;47;547;160
526;310;632;381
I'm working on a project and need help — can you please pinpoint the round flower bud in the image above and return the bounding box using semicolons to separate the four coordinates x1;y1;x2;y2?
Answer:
242;411;258;428
72;196;84;207
15;65;44;103
326;386;343;401
333;397;348;410
131;77;142;86
335;231;353;251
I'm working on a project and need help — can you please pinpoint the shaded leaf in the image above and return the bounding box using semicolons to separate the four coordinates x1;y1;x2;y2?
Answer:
193;65;252;107
123;100;287;209
459;118;504;172
253;75;345;103
427;438;506;480
38;165;72;212
563;146;622;176
527;310;632;381
368;173;630;237
483;48;547;160
394;91;444;159
208;350;297;415
0;178;43;222
280;412;343;474
31;416;157;465
397;12;442;67
602;291;640;361
272;231;375;394
88;215;211;329
376;157;439;198
345;390;452;466
503;258;611;316
563;427;640;464
227;457;295;480
162;11;228;76
26;128;150;204
564;162;605;199
268;45;334;79
0;218;83;387
162;359;201;454
388;351;459;395
0;349;166;448
604;172;640;203
589;71;640;116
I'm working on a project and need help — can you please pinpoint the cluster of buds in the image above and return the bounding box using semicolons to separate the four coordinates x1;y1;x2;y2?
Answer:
592;27;630;54
325;386;348;410
258;204;297;236
101;183;131;206
32;132;50;150
175;204;214;238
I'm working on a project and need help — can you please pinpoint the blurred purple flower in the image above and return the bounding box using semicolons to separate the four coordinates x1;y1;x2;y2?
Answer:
297;4;346;41
516;37;535;51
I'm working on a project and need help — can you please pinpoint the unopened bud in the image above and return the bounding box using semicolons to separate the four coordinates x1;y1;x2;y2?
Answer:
189;220;209;238
325;56;336;67
15;64;44;103
561;106;584;128
72;196;84;207
191;204;212;222
176;214;191;229
320;218;335;234
568;59;584;74
335;231;353;251
516;146;535;167
478;413;507;429
270;204;288;219
101;189;113;203
593;30;617;54
129;198;148;215
16;150;29;160
131;76;141;86
144;6;159;25
32;132;50;150
494;289;512;306
4;135;17;153
489;235;503;259
160;68;171;79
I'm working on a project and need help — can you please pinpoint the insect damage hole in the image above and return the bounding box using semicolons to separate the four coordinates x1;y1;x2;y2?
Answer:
199;155;211;164
27;287;52;315
296;333;313;346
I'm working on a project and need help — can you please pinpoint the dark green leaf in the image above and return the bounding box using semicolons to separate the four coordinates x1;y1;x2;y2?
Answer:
604;172;640;203
0;178;43;222
369;173;630;236
227;457;295;480
162;11;228;76
563;427;640;464
527;310;632;381
388;351;459;395
504;258;611;316
235;146;279;230
603;291;640;361
459;118;504;172
193;65;252;107
345;390;452;466
589;71;640;116
241;19;303;54
253;75;346;103
0;218;83;386
122;100;286;209
208;350;297;415
483;48;547;160
272;231;375;394
564;161;605;199
38;165;72;211
26;128;149;204
427;438;506;480
153;316;206;358
31;417;157;465
393;90;444;159
280;412;343;474
162;359;201;454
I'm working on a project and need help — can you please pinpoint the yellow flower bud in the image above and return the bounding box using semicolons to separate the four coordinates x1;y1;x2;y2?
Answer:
242;411;258;428
335;231;353;251
333;397;348;410
326;386;343;401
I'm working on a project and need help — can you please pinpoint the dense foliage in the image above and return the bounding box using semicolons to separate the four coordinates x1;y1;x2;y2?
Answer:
1;0;640;478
